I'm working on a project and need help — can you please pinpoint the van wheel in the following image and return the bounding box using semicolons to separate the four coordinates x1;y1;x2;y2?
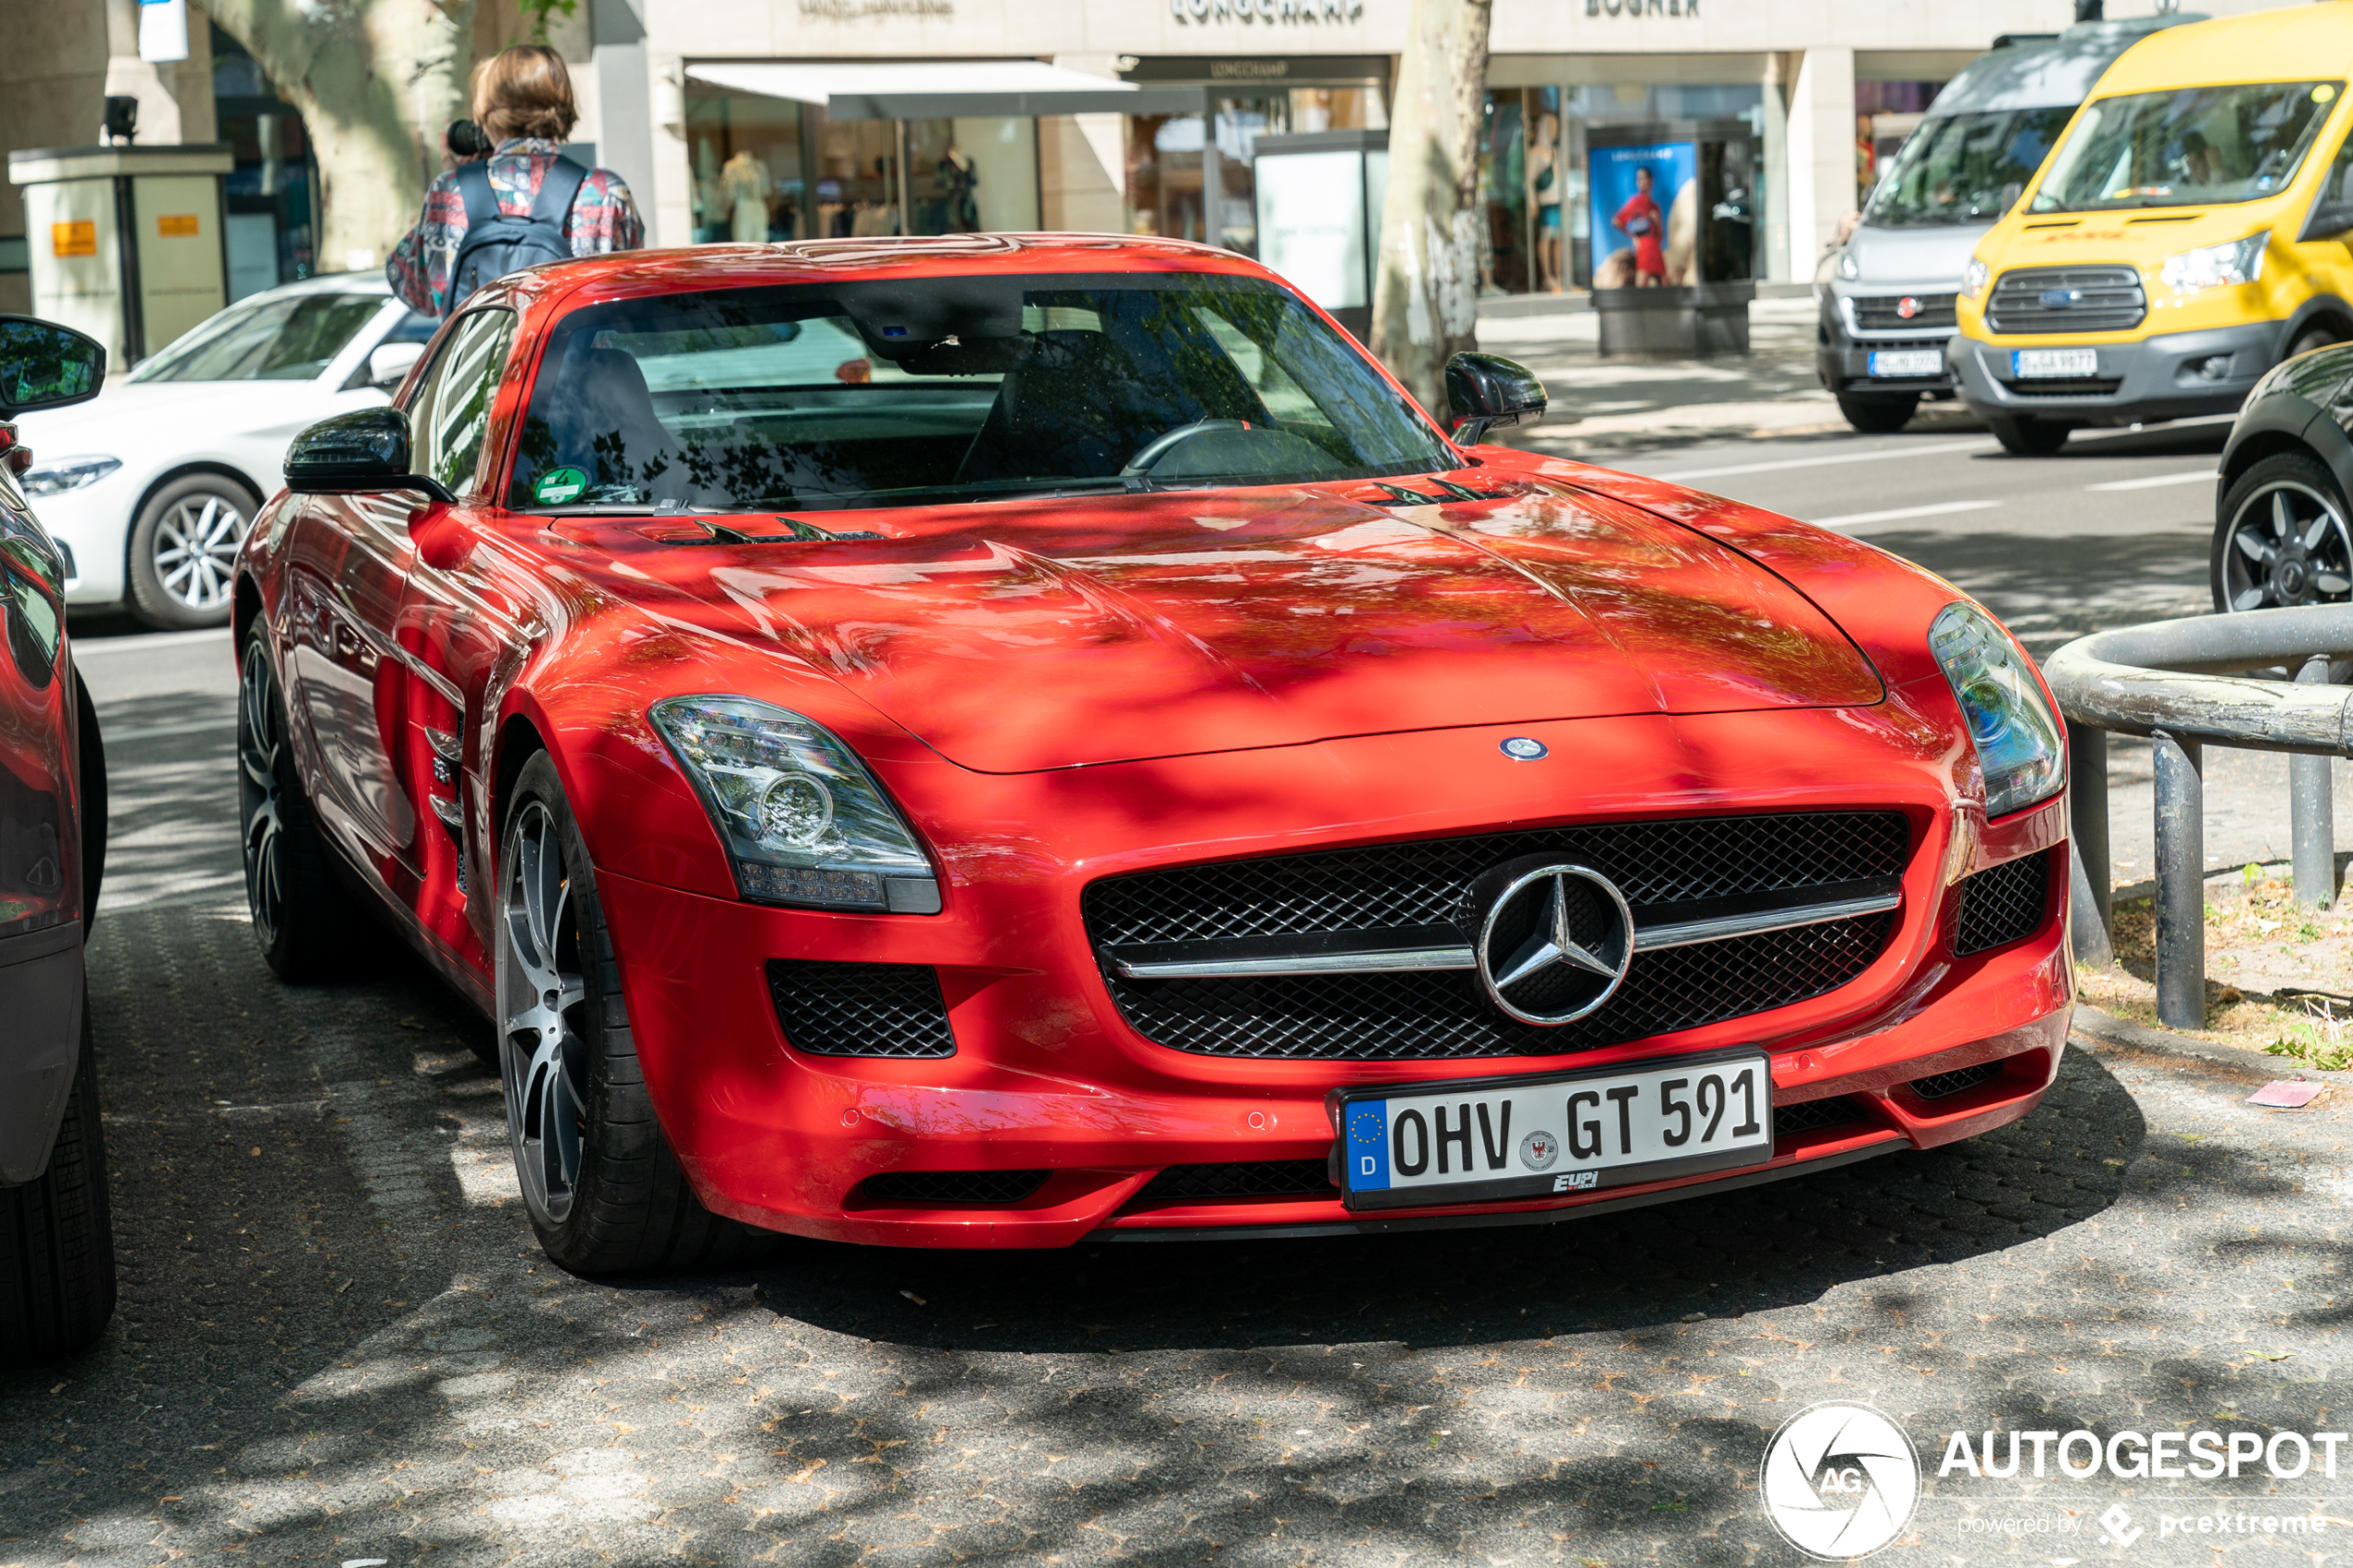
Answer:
2289;327;2338;360
1988;414;2070;456
0;1004;118;1361
1836;392;1919;434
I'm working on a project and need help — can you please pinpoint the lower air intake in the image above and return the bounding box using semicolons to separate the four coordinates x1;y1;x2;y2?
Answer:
1953;849;2054;957
1777;1096;1870;1135
1907;1062;2003;1100
767;959;956;1058
1136;1160;1337;1201
855;1170;1050;1205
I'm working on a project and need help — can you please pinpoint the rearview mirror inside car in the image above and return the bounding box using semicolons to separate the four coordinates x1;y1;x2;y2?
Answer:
285;408;454;502
0;316;103;419
1443;352;1546;446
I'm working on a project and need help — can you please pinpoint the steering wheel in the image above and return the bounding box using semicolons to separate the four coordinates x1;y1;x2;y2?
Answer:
1119;419;1251;478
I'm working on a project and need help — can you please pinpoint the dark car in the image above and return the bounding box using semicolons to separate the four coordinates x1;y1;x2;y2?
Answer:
2211;343;2353;612
0;316;113;1358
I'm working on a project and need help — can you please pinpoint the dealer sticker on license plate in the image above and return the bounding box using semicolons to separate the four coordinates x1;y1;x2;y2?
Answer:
2011;347;2099;379
1334;1050;1774;1211
1868;349;1944;378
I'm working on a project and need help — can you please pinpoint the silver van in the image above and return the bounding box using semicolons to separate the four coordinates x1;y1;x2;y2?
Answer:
1818;14;2196;433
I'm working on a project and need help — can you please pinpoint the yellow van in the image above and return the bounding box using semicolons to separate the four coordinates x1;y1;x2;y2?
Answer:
1953;5;2353;454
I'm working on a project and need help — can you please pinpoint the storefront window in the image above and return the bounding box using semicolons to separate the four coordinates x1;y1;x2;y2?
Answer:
1856;81;1948;206
213;25;318;297
1126;85;1386;255
903;119;1039;233
688;89;808;242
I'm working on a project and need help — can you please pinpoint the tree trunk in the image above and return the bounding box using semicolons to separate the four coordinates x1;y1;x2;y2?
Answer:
1368;0;1491;421
207;0;477;273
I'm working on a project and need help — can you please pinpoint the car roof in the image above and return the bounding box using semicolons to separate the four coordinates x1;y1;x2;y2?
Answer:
468;233;1277;319
1930;15;2200;115
233;270;396;305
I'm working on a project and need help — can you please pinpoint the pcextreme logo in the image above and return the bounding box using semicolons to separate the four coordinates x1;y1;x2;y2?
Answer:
1760;1401;1922;1560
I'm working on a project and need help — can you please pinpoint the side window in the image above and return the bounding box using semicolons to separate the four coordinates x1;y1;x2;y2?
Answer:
410;308;517;499
2320;132;2353;209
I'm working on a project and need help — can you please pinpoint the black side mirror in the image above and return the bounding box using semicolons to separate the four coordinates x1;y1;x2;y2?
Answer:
284;408;454;502
1444;352;1547;445
0;316;103;420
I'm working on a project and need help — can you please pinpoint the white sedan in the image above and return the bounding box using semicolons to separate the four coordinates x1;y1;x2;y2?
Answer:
16;274;436;628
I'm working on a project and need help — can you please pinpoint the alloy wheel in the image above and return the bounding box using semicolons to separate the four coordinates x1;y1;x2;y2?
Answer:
498;801;590;1225
237;646;288;949
152;493;248;613
2219;480;2353;611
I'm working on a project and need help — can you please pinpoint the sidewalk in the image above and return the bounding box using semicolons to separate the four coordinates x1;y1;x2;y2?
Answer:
1476;295;1982;457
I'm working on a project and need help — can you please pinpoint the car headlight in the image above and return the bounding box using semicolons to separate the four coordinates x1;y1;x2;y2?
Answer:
19;455;120;496
1928;602;2065;818
649;695;941;913
2160;232;2268;296
1836;249;1860;282
1961;257;1991;302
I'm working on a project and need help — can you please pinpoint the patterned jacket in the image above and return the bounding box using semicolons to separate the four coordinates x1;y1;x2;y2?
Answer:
387;138;644;317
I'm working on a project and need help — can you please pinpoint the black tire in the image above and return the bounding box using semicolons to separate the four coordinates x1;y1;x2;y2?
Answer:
126;473;260;631
238;623;361;981
2289;326;2338;361
497;751;778;1274
2212;450;2353;613
1987;414;2071;456
74;670;105;933
0;1003;117;1361
1835;392;1919;433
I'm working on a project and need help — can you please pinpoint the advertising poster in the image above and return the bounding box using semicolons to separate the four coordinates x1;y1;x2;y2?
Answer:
1590;140;1698;289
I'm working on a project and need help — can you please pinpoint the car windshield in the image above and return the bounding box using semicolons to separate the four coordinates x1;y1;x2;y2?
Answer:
130;293;390;383
2030;81;2342;212
506;273;1455;513
1866;107;2075;227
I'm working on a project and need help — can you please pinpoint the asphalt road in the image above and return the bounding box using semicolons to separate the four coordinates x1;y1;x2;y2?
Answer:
8;432;2353;1566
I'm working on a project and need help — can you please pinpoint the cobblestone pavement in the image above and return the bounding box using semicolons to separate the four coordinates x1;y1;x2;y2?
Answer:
5;893;2353;1565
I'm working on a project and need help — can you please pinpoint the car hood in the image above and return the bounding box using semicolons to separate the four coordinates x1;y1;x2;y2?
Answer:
579;478;1884;774
13;378;337;450
1843;221;1986;292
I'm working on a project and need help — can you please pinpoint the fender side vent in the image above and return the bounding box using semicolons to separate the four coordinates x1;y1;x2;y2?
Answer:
767;959;955;1058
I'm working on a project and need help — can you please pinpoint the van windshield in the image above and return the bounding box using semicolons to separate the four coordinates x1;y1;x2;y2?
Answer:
2030;81;2342;212
506;274;1453;513
1867;107;2075;227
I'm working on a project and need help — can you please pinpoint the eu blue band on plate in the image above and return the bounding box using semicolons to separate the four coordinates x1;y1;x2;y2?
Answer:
1345;1100;1390;1189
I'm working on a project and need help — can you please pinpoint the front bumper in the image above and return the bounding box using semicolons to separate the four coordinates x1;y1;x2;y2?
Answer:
1953;320;2279;425
1817;298;1958;395
592;708;2074;1249
23;475;133;606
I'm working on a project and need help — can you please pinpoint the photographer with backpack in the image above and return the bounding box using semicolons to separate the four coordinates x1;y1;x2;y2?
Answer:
387;44;644;318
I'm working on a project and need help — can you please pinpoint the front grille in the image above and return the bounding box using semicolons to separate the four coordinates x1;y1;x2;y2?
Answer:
1907;1062;2003;1100
1777;1096;1870;1135
1986;266;2145;334
1136;1160;1336;1201
1853;293;1957;332
855;1169;1049;1205
767;960;955;1058
1086;812;1907;1061
1953;849;2053;957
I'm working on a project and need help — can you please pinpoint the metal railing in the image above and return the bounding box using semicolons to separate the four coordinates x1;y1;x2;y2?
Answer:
2044;603;2353;1029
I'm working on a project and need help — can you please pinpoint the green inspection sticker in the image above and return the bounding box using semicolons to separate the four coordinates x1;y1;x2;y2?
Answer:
534;467;587;506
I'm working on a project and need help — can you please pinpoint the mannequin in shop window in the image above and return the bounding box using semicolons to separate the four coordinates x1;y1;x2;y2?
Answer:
720;148;772;243
1530;114;1563;294
937;143;979;232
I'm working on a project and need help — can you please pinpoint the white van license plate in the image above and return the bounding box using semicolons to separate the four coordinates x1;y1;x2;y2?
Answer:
1868;349;1944;378
1335;1051;1774;1211
2012;348;2099;379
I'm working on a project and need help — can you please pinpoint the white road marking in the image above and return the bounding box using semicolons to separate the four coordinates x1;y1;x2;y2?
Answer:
69;627;233;656
1647;439;1999;483
1811;500;2001;529
2084;470;2220;492
101;717;235;745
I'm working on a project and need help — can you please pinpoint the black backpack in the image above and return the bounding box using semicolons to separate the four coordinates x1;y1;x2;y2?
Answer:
444;156;588;313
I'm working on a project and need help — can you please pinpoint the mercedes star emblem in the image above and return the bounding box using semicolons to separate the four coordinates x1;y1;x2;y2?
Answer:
1473;862;1635;1025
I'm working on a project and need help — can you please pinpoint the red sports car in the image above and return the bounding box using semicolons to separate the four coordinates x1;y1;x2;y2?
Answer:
237;235;2071;1273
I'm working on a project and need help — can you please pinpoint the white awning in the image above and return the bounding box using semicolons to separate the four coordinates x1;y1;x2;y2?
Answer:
685;60;1202;120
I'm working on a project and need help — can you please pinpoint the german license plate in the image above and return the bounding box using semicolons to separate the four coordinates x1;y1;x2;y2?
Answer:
1334;1050;1774;1211
1868;349;1944;378
2011;347;2098;378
